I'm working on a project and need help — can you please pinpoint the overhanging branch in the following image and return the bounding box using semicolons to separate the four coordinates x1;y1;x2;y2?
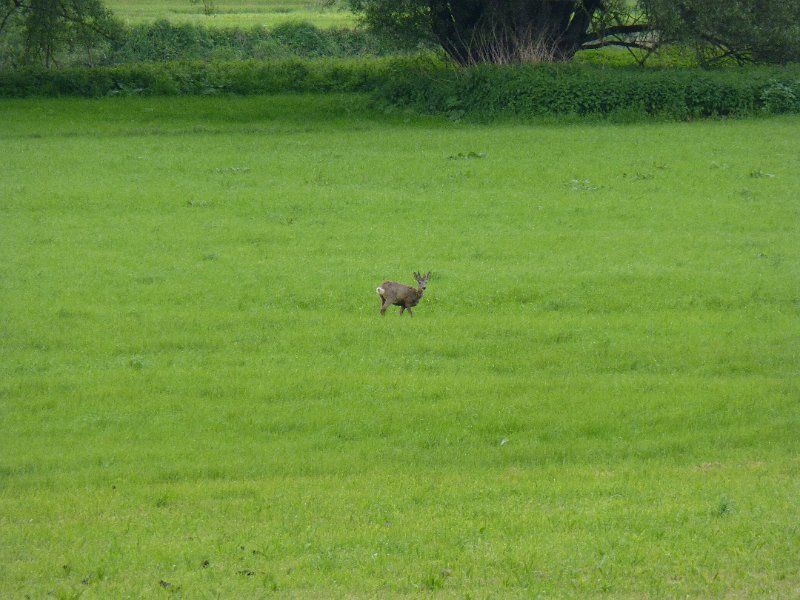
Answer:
581;39;653;50
582;23;652;44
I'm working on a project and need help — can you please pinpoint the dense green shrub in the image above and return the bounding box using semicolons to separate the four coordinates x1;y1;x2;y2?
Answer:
0;56;441;98
107;20;408;65
1;57;797;120
0;20;415;69
759;80;800;113
377;63;800;119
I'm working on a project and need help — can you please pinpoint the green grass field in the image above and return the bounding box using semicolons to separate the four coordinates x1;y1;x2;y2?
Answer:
1;95;799;597
105;0;356;27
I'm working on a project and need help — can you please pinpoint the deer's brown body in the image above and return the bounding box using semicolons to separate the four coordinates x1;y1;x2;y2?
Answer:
376;271;430;317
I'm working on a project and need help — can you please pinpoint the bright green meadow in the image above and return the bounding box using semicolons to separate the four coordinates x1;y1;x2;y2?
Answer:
105;0;356;28
1;95;798;597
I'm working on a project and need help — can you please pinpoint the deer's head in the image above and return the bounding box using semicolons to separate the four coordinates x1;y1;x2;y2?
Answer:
413;271;431;291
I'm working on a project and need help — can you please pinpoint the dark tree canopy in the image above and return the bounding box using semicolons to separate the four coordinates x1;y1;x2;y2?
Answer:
348;0;646;65
346;0;800;65
0;0;120;67
641;0;800;64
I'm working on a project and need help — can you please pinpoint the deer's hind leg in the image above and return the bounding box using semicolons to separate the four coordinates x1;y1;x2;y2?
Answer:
380;298;390;316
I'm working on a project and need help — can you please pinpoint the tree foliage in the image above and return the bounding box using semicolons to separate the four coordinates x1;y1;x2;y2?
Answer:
640;0;800;64
0;0;120;68
345;0;800;65
346;0;649;65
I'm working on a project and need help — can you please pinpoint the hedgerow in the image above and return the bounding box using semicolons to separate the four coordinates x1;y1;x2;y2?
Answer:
109;20;407;64
0;56;440;98
0;20;418;70
377;63;800;119
1;58;798;119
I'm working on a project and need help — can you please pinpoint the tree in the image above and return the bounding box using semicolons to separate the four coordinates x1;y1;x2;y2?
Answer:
345;0;649;65
640;0;800;64
345;0;799;65
0;0;120;68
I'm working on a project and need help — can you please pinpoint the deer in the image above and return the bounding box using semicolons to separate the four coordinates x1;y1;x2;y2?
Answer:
376;271;431;317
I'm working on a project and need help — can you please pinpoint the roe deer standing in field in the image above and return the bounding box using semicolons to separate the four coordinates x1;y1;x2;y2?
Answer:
376;271;431;317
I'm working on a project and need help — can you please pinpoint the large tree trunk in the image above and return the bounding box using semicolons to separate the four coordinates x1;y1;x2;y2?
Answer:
428;0;603;65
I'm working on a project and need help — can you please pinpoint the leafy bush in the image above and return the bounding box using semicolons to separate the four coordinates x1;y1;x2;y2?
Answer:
107;20;407;66
376;63;800;119
1;57;798;121
0;56;441;98
760;80;800;113
112;20;213;63
0;19;414;69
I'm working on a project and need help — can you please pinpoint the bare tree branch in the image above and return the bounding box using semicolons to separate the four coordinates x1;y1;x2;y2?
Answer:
583;23;653;44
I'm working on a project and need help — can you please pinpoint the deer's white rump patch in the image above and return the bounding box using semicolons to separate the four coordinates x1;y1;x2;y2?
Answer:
376;286;385;295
